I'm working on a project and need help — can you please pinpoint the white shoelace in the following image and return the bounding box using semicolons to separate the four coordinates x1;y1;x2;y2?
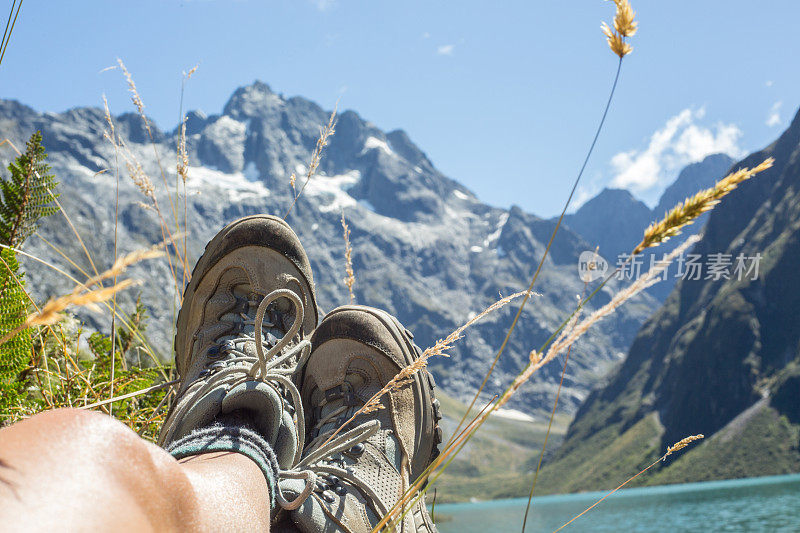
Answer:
277;420;381;511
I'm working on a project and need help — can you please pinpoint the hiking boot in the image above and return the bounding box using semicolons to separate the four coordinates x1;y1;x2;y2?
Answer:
158;214;318;470
278;305;443;532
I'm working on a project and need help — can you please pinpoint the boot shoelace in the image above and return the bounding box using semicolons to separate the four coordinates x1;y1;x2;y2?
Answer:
277;383;386;515
160;288;311;464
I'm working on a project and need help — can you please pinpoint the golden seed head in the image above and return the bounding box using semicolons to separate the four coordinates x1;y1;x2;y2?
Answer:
25;279;138;328
177;122;189;184
664;434;704;459
634;158;774;254
613;0;638;37
602;22;633;58
601;0;636;58
341;211;356;303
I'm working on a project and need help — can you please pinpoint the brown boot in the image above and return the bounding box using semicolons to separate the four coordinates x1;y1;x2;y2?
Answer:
280;306;442;532
159;214;318;472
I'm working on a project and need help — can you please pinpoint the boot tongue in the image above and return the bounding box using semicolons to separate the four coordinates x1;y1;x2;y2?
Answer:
216;302;288;360
312;370;389;443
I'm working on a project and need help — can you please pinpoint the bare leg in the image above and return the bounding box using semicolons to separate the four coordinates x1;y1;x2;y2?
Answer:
0;409;271;532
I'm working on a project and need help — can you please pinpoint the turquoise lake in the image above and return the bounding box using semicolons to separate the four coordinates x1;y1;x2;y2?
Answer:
434;473;800;532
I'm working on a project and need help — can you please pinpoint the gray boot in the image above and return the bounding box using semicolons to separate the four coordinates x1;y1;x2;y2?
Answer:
279;306;442;532
158;214;318;473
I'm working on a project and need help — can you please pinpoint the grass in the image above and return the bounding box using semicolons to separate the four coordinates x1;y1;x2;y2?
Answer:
535;412;664;495
433;391;569;502
647;403;800;486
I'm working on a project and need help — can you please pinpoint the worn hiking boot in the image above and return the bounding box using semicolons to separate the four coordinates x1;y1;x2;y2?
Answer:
158;214;318;470
278;305;443;532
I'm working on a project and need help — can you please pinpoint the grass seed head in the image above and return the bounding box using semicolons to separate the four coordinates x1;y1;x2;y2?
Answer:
602;0;637;58
634;158;774;254
341;211;356;303
664;434;704;460
613;0;638;37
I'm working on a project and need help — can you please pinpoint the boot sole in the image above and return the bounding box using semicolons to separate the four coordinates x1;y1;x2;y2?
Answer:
310;305;442;483
174;214;318;376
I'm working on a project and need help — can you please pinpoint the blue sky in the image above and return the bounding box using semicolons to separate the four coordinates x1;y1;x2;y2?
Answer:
1;0;798;216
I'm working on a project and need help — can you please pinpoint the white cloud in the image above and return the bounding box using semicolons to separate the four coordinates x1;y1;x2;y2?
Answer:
437;44;455;56
421;32;431;40
610;108;743;192
766;101;782;127
765;80;774;87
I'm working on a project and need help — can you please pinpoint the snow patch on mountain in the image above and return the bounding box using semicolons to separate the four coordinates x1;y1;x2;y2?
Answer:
186;166;270;202
303;170;361;213
484;212;509;247
363;136;394;157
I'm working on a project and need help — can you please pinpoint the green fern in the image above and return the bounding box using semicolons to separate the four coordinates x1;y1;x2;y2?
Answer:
0;131;59;247
0;131;60;386
0;247;31;384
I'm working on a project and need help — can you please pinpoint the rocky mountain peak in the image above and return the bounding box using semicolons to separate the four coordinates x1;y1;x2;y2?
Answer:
222;79;284;119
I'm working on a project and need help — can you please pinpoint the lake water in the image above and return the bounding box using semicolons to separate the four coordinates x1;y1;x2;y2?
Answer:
434;473;800;532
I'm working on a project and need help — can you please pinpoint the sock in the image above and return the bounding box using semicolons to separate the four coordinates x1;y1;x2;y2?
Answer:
165;419;280;508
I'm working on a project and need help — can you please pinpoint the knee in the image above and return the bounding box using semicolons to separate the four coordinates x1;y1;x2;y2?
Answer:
9;408;182;487
19;408;140;453
16;409;198;526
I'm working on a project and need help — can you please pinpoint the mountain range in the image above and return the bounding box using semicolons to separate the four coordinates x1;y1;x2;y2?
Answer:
1;81;671;415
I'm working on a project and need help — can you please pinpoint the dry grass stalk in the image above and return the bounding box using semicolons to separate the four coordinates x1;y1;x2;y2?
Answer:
634;158;774;254
77;378;180;410
0;279;137;347
102;99;156;200
112;127;187;291
554;433;705;532
118;59;145;116
176;118;190;287
177;121;189;185
27;279;137;326
663;434;704;460
284;108;337;218
341;211;356;303
601;0;637;58
371;397;500;532
498;235;698;409
319;290;533;448
0;241;165;347
83;246;166;290
116;59;186;277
